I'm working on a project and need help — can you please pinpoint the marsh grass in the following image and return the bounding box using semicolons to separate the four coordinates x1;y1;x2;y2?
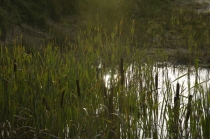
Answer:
1;2;210;138
1;43;210;138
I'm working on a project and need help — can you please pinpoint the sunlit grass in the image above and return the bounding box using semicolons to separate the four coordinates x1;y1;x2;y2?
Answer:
1;17;210;138
1;1;210;138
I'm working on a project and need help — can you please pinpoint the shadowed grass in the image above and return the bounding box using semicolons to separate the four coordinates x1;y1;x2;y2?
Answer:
1;2;210;137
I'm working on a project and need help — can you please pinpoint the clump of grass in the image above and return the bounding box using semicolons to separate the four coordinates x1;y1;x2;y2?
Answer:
1;14;210;138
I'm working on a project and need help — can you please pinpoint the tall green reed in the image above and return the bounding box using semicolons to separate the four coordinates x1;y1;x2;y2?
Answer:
1;16;210;138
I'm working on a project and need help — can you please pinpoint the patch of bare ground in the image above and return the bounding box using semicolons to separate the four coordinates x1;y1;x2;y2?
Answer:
146;47;210;68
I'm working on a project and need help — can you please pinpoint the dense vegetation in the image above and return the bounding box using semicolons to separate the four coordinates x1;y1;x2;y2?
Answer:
0;0;168;41
1;0;210;138
0;0;78;25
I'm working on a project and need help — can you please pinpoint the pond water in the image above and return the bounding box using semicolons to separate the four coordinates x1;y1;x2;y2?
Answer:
105;62;210;95
104;62;210;138
63;62;210;138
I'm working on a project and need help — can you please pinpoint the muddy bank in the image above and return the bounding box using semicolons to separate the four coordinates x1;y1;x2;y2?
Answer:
176;0;210;13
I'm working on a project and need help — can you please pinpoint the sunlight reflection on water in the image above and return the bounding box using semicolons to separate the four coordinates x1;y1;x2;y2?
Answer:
103;62;210;138
64;63;210;139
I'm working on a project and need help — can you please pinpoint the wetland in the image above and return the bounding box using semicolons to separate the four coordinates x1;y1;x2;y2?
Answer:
1;0;210;138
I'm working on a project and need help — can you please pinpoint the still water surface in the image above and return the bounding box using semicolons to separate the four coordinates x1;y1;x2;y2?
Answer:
104;62;210;138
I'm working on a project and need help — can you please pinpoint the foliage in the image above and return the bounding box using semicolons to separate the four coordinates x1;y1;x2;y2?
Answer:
1;18;210;138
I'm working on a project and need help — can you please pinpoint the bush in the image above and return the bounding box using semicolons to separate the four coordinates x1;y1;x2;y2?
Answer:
0;0;78;29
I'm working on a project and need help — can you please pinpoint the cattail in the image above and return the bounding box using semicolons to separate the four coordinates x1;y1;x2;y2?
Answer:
155;73;158;90
60;90;65;109
174;83;180;108
13;59;17;73
175;83;180;98
42;97;46;106
58;78;61;89
173;83;180;139
42;97;47;110
76;79;81;97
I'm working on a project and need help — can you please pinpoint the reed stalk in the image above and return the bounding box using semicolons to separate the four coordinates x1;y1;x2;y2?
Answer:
76;79;81;97
173;83;180;139
184;95;193;139
60;90;65;109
